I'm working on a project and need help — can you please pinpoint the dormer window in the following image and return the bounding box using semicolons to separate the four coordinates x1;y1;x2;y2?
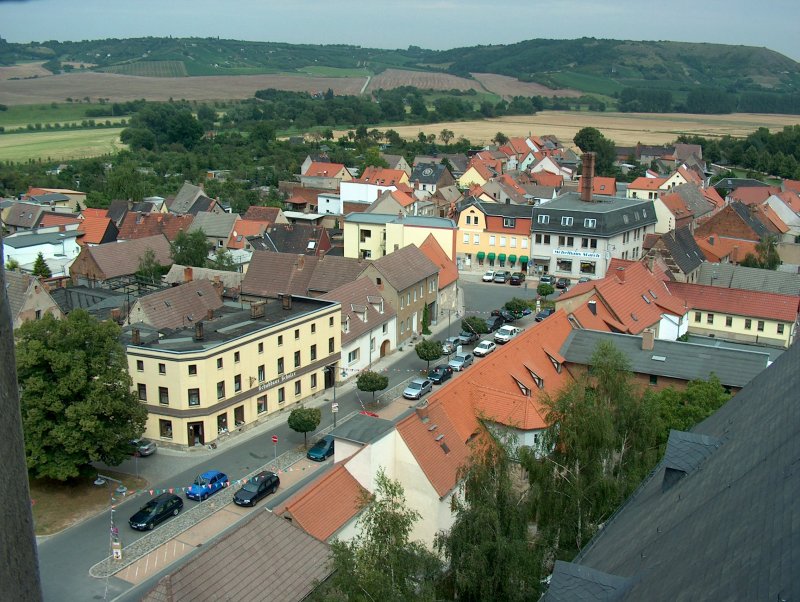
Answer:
513;376;531;396
525;366;544;389
584;218;597;228
503;217;516;228
537;214;550;224
561;216;573;226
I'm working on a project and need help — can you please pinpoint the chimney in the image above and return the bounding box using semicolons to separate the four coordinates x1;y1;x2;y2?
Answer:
282;295;293;310
132;327;141;345
194;321;204;341
588;300;597;315
616;266;626;282
415;400;430;421
111;307;121;323
319;249;325;261
642;329;655;351
206;308;214;321
580;152;596;202
183;266;193;282
250;301;266;319
709;236;715;245
297;255;305;270
646;255;655;273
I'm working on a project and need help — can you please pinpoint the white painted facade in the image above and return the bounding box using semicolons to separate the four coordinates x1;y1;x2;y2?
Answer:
340;315;397;380
340;181;398;205
658;311;689;340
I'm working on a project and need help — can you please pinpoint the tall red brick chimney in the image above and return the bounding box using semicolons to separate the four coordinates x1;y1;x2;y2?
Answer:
580;152;596;202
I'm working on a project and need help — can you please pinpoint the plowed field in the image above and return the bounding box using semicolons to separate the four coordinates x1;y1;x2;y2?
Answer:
367;69;483;92
471;73;582;98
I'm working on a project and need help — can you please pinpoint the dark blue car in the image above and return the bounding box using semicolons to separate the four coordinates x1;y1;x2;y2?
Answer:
186;470;229;501
307;435;335;461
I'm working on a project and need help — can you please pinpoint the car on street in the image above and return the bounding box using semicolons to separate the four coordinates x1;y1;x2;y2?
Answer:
539;275;554;285
535;308;556;322
578;276;591;283
233;471;280;507
484;316;504;332
307;435;335;461
403;377;433;400
186;470;229;501
129;438;157;457
482;270;496;282
556;277;571;289
510;272;526;285
449;352;474;371
457;330;479;345
428;364;454;384
473;340;497;357
493;271;510;283
499;309;517;323
494;325;522;344
129;493;183;531
441;336;461;355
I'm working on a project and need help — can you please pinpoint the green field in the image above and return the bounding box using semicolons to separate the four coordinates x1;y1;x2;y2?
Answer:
547;72;623;96
0;128;125;162
0;103;127;129
98;60;188;77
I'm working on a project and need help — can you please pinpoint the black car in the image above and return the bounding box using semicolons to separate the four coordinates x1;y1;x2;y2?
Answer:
307;435;335;461
233;471;280;507
556;277;571;289
510;272;526;285
499;309;517;323
535;308;555;322
129;493;183;531
484;316;504;332
457;330;479;345
428;364;454;384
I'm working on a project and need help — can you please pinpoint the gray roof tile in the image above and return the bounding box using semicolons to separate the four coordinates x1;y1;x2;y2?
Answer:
696;263;800;296
369;244;439;292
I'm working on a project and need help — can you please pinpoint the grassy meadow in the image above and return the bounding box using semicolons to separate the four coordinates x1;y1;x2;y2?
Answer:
0;128;125;162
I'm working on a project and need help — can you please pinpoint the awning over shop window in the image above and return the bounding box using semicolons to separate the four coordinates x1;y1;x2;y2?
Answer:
487;252;496;260
498;253;507;262
519;255;529;263
508;254;517;264
476;251;486;260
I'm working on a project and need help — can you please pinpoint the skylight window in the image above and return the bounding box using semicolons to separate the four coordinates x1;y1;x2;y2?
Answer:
642;295;651;304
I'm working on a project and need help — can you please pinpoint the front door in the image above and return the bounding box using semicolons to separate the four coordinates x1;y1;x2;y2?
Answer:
188;422;204;446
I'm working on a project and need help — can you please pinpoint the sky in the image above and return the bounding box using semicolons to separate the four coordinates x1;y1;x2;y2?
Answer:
1;0;799;62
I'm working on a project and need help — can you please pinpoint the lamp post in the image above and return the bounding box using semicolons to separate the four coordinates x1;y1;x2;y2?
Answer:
96;474;127;564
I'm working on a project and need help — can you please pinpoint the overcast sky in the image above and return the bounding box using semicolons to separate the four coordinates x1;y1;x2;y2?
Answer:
2;0;798;61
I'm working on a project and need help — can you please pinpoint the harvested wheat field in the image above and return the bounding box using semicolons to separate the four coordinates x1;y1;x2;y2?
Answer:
471;73;581;98
367;69;483;92
0;61;51;81
355;111;800;146
0;71;368;104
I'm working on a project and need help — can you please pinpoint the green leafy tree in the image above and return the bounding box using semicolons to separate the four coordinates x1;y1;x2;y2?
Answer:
493;132;509;145
16;311;147;481
170;229;211;267
573;127;616;175
415;338;443;370
32;252;52;278
462;315;489;335
740;235;780;270
287;406;321;448
207;249;238;272
421;304;432;335
137;248;163;284
504;297;530;315
436;432;543;601
439;128;454;144
356;370;389;402
537;283;555;298
6;257;20;271
654;376;730;443
317;469;441;601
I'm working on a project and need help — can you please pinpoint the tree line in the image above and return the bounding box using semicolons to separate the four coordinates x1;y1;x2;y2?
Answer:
618;86;800;115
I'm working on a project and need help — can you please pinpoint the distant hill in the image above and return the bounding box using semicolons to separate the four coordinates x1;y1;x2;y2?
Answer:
1;36;798;99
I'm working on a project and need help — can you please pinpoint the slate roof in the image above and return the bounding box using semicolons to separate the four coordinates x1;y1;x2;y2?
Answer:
647;227;704;276
560;329;769;389
242;251;365;298
531;193;656;237
410;162;450;185
556;339;800;601
131;280;223;331
76;234;172;280
730;201;771;238
666;281;799;323
464;199;534;219
3;229;81;249
258;223;326;255
117;211;194;241
369;244;439;292
3;202;45;229
106;199;130;225
5;270;34;322
142;510;331;602
49;285;127;319
695;262;800;296
168;182;206;214
672;183;715;218
188;211;237;239
321;277;396;346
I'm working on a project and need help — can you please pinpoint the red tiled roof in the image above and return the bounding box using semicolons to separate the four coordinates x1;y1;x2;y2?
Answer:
357;167;407;186
278;464;367;541
242;206;283;224
77;216;114;245
530;171;563;188
775;191;800;213
783;179;800;194
26;187;83;196
592;177;617;196
38;213;81;227
757;204;789;233
387;190;416;208
227;219;267;249
702;186;725;209
728;186;780;206
117;212;194;242
629;177;667;191
666;282;799;323
465;159;494;181
304;161;347;178
695;235;758;263
419;234;457;288
677;166;703;185
660;191;694;218
496;173;526;195
80;208;109;218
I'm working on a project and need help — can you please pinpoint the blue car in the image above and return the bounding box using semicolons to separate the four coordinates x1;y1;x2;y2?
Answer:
186;470;229;501
307;435;335;462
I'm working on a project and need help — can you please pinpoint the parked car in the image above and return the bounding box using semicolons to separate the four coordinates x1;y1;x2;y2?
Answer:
449;352;474;371
556;277;571;289
457;330;479;345
441;336;461;355
539;275;554;285
129;438;157;457
473;340;497;357
535;308;556;322
499;309;517;323
129;493;183;531
307;435;335;461
403;378;433;400
494;325;522;344
578;276;591;283
186;470;229;501
484;316;504;332
428;364;453;384
482;270;496;282
510;272;526;285
493;271;510;283
233;471;280;507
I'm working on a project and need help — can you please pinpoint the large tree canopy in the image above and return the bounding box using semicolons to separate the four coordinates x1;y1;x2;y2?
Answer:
170;228;211;267
573;127;616;175
16;311;147;481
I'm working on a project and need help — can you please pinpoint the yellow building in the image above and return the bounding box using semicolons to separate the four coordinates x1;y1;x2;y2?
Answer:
124;295;341;449
343;213;457;260
455;200;533;272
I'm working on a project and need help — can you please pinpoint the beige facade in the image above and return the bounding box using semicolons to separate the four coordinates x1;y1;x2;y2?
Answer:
126;297;341;448
687;310;794;348
343;215;456;260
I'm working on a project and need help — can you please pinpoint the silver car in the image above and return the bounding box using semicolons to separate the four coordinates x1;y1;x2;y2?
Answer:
403;378;433;400
448;352;474;371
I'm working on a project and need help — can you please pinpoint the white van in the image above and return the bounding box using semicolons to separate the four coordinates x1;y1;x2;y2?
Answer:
494;325;521;344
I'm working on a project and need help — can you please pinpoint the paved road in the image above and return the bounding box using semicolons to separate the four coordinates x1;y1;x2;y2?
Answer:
36;273;545;601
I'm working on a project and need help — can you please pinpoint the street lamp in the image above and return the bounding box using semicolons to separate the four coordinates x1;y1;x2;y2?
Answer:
96;474;127;564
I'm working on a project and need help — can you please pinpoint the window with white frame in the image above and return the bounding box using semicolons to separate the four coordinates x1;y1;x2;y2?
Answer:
521;239;528;248
489;235;496;246
473;234;480;245
584;218;597;228
463;233;469;244
537;214;549;224
510;238;517;248
500;236;506;247
503;217;516;228
561;216;573;226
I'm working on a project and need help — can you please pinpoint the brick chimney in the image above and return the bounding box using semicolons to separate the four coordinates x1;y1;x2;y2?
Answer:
184;266;193;282
206;308;214;321
580;152;596;202
194;321;204;341
282;294;293;310
642;329;655;351
415;399;430;421
616;266;626;282
132;327;141;345
250;301;266;319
